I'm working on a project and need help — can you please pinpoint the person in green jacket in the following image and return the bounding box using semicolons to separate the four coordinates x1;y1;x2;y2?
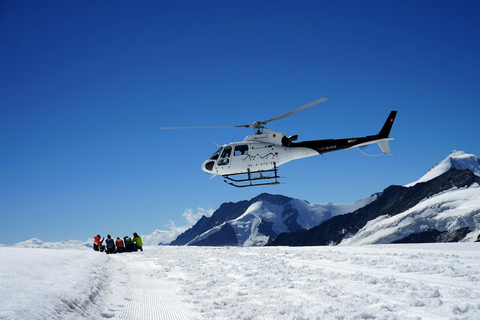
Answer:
132;232;143;251
123;235;134;252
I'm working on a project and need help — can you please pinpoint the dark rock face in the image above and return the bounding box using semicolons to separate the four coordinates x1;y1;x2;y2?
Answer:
190;223;239;246
270;168;480;246
392;227;471;244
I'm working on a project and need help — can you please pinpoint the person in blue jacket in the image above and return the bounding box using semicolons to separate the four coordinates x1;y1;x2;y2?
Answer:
105;234;116;254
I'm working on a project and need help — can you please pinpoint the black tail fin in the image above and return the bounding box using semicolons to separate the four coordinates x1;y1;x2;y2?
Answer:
378;110;397;138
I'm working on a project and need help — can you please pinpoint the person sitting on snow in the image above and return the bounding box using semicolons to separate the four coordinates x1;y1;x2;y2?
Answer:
132;232;143;252
115;236;125;253
93;235;105;252
123;235;134;252
105;234;116;254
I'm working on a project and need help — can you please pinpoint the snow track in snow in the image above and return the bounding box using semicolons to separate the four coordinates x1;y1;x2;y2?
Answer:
104;254;202;320
118;282;194;320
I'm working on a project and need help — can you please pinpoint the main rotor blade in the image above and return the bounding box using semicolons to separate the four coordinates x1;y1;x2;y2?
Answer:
159;125;236;130
160;97;330;130
265;97;330;123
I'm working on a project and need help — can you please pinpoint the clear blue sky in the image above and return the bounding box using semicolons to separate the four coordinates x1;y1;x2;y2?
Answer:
1;1;479;246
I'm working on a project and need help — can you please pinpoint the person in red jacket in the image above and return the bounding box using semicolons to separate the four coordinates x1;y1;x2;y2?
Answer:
115;237;125;253
93;235;105;252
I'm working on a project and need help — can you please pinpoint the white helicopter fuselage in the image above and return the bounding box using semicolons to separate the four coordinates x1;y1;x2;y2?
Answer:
201;130;317;176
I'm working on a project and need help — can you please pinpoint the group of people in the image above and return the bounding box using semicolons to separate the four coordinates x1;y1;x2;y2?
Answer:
93;233;143;254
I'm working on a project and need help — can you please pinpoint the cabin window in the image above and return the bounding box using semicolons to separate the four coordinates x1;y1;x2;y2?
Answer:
221;146;232;158
234;145;248;156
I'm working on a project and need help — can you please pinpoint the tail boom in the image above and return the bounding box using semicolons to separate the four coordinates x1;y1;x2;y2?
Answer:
289;110;397;155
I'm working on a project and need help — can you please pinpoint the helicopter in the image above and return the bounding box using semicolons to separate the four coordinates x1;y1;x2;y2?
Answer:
161;98;397;187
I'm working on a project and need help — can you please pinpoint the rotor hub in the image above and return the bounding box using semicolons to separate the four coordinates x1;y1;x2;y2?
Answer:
252;121;267;129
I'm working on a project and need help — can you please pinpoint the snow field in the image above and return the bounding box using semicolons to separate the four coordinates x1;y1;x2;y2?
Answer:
109;244;480;319
1;244;480;319
0;247;110;320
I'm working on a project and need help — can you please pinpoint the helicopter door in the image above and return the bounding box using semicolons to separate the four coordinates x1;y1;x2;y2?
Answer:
229;144;250;172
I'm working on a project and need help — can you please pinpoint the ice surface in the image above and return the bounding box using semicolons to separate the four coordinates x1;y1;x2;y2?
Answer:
2;244;480;319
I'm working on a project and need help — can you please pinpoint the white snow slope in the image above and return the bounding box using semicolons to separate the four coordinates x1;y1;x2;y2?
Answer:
406;150;480;187
341;151;480;246
2;244;480;320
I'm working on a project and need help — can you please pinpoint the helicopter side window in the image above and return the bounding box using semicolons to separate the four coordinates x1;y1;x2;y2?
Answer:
234;145;248;156
221;146;232;158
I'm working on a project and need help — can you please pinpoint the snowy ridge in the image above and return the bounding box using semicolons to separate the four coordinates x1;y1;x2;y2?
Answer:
406;150;480;187
185;221;231;246
341;151;480;245
271;150;480;246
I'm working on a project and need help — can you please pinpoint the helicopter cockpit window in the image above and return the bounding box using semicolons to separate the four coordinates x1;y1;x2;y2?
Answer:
234;145;248;156
209;148;222;160
218;146;232;165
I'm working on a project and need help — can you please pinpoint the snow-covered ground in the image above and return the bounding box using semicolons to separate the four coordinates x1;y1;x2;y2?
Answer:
2;244;480;320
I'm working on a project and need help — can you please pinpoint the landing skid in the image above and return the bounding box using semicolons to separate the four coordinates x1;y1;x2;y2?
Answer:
223;164;283;188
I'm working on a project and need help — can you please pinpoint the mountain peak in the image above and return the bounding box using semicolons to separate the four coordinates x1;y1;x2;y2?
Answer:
406;150;480;187
251;193;294;206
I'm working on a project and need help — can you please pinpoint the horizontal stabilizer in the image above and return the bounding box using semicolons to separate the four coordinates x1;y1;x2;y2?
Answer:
377;139;391;154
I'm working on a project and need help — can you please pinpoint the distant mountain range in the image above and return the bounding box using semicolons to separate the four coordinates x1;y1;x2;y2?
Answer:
171;150;480;246
170;192;377;246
